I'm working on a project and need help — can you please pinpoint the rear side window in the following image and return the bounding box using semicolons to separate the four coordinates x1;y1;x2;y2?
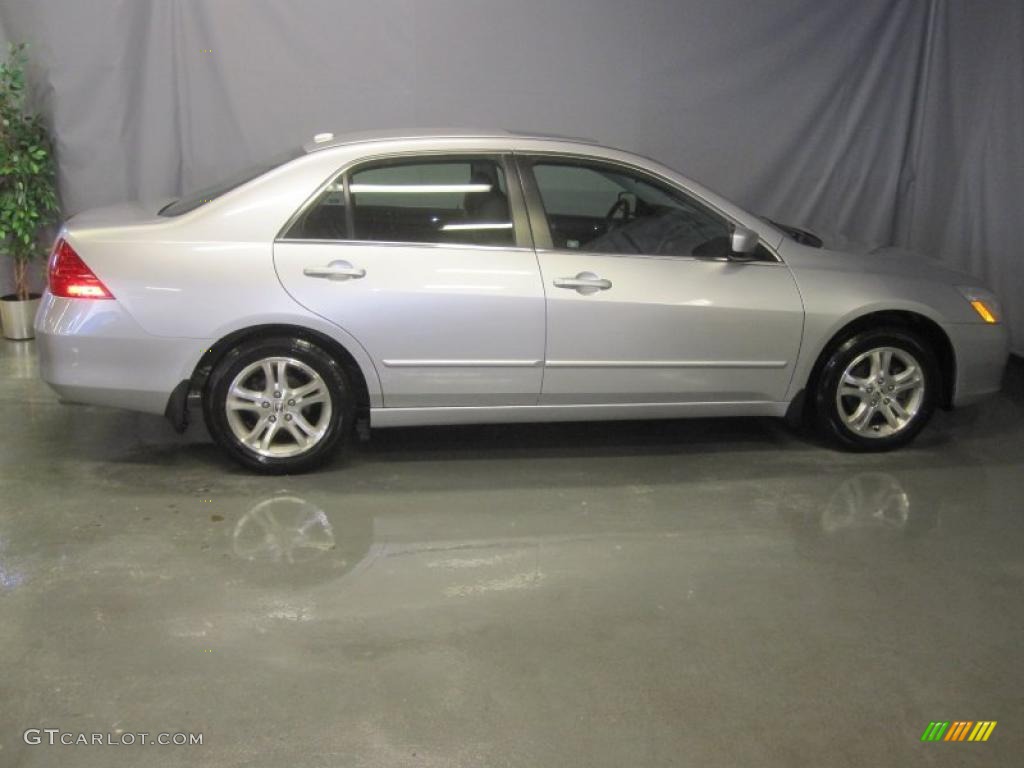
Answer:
286;179;348;239
158;147;303;216
285;157;515;247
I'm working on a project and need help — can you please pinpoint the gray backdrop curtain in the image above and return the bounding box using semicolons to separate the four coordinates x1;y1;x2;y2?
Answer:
1;0;1022;352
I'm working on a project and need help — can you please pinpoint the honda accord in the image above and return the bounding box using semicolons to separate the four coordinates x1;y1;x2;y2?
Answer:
36;129;1009;472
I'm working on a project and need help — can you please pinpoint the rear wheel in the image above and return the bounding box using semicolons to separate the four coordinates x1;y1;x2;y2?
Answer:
815;328;938;451
203;336;352;473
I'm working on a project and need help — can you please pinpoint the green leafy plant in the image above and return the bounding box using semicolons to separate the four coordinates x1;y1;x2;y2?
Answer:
0;43;59;301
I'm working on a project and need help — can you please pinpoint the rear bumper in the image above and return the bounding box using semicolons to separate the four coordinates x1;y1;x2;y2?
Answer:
35;293;209;415
945;321;1010;406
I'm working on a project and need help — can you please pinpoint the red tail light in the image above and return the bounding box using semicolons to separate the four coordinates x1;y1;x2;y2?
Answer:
48;239;114;299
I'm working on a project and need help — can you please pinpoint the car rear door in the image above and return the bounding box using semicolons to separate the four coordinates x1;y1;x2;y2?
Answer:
517;154;804;405
274;153;545;407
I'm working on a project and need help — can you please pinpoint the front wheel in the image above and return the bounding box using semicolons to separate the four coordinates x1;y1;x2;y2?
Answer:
203;336;352;473
815;328;939;451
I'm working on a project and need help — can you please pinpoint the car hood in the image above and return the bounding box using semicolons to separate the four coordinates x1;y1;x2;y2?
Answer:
857;245;977;284
786;238;980;287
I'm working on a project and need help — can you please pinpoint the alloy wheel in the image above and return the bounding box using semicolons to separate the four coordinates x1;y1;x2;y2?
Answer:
224;356;333;458
835;346;925;438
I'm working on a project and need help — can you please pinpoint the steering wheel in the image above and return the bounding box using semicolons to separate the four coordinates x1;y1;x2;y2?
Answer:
604;197;631;228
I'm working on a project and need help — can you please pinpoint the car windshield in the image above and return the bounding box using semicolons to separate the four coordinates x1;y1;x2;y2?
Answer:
158;147;304;216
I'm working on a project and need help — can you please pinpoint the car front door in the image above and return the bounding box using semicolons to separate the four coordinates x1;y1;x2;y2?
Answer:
518;155;804;406
274;153;545;407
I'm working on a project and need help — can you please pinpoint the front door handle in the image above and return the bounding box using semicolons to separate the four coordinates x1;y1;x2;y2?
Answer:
553;271;612;294
303;260;366;280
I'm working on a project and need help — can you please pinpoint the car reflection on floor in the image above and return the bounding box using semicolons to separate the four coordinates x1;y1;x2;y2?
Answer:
819;473;913;534
209;459;983;597
232;496;338;564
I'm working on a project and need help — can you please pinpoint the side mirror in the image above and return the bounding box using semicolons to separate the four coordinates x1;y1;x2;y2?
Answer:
730;226;759;258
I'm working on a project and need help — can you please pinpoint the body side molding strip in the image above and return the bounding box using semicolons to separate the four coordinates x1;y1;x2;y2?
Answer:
382;359;543;368
382;359;787;369
545;360;788;369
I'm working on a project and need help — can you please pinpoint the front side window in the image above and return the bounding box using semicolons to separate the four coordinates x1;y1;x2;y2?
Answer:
528;158;738;258
286;156;515;246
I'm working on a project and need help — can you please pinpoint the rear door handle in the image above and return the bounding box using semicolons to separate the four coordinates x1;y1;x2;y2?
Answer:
303;260;366;280
553;272;612;293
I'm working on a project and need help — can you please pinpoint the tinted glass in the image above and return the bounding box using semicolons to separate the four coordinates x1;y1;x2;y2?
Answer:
350;158;514;246
285;178;348;240
531;160;735;258
159;147;303;217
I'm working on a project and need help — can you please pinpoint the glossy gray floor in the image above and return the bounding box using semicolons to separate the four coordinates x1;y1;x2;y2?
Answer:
1;340;1022;767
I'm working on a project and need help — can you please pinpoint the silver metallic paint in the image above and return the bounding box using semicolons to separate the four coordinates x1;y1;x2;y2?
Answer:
35;130;1009;429
369;400;790;428
543;360;789;369
533;249;803;405
274;240;547;408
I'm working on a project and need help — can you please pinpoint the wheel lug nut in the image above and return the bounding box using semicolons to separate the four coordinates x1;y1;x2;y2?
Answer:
262;401;270;408
888;385;894;392
273;391;281;398
287;399;296;406
268;415;277;423
285;414;293;421
883;398;890;404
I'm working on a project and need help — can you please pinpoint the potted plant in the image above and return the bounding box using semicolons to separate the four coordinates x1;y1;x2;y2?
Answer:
0;43;59;340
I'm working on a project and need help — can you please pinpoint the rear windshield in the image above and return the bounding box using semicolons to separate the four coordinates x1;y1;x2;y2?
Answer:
158;147;304;216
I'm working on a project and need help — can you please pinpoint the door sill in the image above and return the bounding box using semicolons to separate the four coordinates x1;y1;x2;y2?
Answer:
370;401;787;428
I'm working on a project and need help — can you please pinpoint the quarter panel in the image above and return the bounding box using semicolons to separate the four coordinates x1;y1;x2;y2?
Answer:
70;237;288;339
35;293;209;414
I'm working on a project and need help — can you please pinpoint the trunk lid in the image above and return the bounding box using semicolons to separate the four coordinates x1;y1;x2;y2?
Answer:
64;201;170;233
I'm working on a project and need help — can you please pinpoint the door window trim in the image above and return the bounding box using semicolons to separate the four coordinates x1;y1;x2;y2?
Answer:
275;150;534;250
513;152;782;265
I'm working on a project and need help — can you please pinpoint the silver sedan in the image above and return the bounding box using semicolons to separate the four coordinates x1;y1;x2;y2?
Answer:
36;129;1009;473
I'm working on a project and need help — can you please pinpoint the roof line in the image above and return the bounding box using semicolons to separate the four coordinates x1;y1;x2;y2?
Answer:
302;127;599;153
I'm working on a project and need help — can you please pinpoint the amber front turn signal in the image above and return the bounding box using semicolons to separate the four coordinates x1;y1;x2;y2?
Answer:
969;299;997;324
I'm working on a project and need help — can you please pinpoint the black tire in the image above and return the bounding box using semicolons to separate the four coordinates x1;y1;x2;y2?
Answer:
203;336;352;474
815;327;939;451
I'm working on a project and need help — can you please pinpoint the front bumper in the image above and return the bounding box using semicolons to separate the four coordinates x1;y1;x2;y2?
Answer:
35;293;210;415
945;321;1010;406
